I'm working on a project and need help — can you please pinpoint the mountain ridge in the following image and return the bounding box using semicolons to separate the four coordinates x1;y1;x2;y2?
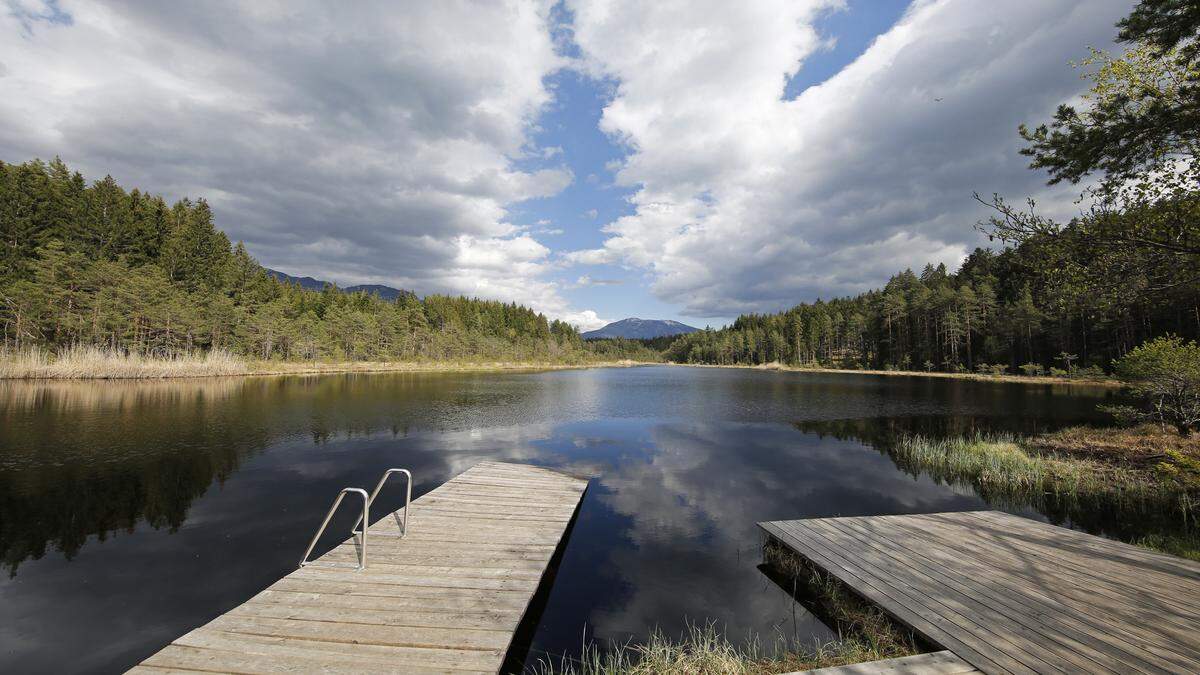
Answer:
266;269;413;302
582;317;699;340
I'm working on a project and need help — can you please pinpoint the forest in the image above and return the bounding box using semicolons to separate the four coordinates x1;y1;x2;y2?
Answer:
0;159;660;364
667;12;1200;376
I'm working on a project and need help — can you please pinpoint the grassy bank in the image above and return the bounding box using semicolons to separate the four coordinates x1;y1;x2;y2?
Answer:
891;426;1200;559
0;347;651;380
674;362;1119;386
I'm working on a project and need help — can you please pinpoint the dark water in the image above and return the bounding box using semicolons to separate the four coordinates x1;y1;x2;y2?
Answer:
0;366;1123;673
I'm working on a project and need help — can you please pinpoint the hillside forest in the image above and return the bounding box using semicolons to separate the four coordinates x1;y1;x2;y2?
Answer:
0;159;665;364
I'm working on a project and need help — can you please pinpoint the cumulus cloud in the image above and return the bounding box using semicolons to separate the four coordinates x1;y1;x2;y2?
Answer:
565;0;1131;317
0;0;602;327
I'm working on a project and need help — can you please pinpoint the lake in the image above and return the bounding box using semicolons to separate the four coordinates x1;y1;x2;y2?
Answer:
0;365;1123;672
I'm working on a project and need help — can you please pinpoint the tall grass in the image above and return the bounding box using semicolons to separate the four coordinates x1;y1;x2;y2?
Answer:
889;432;1192;505
890;431;1199;557
0;346;245;379
893;433;1082;494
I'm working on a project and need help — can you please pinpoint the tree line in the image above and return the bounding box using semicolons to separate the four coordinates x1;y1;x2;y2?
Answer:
664;233;1199;375
0;158;653;363
667;2;1200;376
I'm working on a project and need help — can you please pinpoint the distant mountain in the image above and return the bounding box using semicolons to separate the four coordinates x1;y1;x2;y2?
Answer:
266;269;413;302
582;317;699;340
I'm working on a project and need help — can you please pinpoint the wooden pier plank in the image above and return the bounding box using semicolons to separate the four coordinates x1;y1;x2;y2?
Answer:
760;511;1200;675
791;650;981;674
131;461;588;674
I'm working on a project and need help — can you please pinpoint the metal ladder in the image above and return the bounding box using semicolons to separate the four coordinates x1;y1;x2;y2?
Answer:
298;468;412;571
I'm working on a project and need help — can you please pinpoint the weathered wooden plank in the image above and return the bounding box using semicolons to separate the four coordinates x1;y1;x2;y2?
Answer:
791;650;980;674
900;514;1200;626
265;578;533;603
822;518;1176;674
873;515;1200;663
172;630;504;671
840;517;1197;671
225;602;521;630
132;461;588;674
795;521;1058;674
760;511;1200;675
251;588;529;614
142;643;492;675
963;510;1200;577
943;511;1200;596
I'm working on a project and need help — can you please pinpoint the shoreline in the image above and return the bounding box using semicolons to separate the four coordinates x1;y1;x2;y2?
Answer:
0;357;659;381
0;354;1123;384
671;361;1120;387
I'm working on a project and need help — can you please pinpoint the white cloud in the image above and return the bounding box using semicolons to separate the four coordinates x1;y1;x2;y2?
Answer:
566;0;1130;317
572;274;624;288
0;0;603;327
563;247;617;265
557;309;609;332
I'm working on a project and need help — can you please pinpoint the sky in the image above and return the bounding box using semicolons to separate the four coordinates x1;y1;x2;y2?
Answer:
0;0;1133;330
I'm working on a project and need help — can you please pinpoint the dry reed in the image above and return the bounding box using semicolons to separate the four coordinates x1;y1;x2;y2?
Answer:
0;346;245;379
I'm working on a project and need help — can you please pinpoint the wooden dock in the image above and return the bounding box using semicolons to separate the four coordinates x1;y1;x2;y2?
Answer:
132;461;589;674
761;510;1200;675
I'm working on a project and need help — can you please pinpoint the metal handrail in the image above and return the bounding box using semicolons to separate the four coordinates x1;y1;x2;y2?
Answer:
299;487;369;570
353;468;412;538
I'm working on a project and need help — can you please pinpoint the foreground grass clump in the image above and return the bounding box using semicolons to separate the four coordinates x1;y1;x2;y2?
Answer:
535;622;909;675
0;346;245;379
537;542;922;675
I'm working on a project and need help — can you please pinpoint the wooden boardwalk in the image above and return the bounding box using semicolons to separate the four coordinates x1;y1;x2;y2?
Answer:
133;461;589;674
761;510;1200;675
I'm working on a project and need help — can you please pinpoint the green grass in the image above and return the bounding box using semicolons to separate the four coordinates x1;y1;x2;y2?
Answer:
890;432;1199;558
1132;532;1200;561
893;433;1083;493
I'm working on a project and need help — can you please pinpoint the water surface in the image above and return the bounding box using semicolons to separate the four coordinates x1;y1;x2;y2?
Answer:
0;366;1121;672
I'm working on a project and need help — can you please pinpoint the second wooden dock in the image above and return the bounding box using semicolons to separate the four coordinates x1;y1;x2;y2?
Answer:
762;510;1200;675
132;461;589;674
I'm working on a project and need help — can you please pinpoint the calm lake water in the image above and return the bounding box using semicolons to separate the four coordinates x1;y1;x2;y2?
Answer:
0;365;1124;673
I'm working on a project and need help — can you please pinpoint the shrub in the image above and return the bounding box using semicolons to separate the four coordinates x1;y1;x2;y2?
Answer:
1106;335;1200;436
1020;363;1045;377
